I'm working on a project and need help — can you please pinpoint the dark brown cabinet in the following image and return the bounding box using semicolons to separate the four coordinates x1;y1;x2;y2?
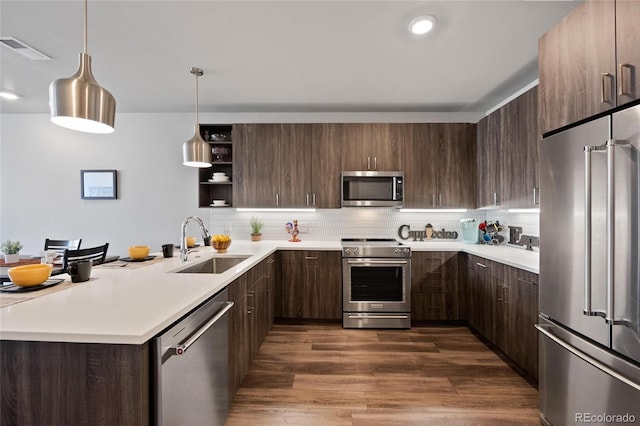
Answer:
228;255;276;397
504;268;539;379
341;123;403;171
411;251;459;321
466;254;505;344
233;124;281;207
279;250;342;319
476;86;539;209
197;124;233;208
234;123;341;208
0;340;150;426
310;124;343;208
404;123;476;208
234;123;313;208
465;253;538;379
539;0;640;134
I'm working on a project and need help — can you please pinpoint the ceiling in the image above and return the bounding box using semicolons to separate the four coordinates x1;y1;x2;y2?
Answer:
0;1;580;117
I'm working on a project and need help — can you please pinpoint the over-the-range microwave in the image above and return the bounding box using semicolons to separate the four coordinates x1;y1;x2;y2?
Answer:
341;171;404;207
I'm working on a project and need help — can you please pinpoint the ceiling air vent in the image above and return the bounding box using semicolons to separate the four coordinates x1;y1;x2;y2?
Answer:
0;36;50;60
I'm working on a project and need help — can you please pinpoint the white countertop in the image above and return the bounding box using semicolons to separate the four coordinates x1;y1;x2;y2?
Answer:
0;239;537;345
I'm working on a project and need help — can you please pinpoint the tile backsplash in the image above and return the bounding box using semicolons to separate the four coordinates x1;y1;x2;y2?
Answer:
209;208;539;243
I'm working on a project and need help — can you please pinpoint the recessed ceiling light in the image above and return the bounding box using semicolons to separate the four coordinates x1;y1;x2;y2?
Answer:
0;91;19;100
409;15;437;36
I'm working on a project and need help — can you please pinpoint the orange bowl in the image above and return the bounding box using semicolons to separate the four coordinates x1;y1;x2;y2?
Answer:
186;236;197;247
212;239;232;253
128;245;150;260
8;264;53;287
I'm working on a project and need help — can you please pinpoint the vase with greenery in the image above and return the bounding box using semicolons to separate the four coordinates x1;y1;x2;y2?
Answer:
250;217;264;241
2;239;23;264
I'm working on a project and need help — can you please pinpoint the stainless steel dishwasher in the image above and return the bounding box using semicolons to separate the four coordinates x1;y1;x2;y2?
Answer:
152;289;234;426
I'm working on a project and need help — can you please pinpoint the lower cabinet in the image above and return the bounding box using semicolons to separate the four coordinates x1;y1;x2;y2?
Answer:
279;250;342;319
411;251;459;321
464;253;539;379
0;340;150;426
228;254;277;397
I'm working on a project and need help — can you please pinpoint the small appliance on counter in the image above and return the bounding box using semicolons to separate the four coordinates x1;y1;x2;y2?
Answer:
460;218;480;244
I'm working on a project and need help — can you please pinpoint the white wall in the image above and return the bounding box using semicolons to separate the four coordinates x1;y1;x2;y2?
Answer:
1;113;206;255
1;112;538;256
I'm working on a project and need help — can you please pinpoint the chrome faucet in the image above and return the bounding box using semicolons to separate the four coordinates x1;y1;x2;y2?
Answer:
180;216;211;261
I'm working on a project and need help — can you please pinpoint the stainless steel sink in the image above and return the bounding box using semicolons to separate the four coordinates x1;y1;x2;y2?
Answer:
176;255;251;274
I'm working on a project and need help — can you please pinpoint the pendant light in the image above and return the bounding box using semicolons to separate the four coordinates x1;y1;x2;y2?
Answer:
49;0;115;134
182;67;212;168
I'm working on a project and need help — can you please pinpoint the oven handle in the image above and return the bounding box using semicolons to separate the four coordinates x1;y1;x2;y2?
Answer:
346;259;408;265
347;314;410;319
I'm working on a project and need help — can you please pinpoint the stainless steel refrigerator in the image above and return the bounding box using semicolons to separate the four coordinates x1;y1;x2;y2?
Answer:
539;104;640;426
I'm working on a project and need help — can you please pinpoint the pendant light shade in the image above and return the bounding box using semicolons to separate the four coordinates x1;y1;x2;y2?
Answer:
182;67;212;167
49;0;115;134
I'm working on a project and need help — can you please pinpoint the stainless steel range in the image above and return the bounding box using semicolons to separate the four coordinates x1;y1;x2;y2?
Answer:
341;238;411;329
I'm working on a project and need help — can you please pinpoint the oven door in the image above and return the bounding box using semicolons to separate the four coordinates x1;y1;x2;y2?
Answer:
342;258;411;313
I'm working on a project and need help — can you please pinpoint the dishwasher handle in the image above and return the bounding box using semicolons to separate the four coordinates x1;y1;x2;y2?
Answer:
173;301;234;356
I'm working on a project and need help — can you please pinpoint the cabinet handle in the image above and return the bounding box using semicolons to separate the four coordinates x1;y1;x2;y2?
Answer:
503;286;508;304
496;284;503;302
601;72;614;104
305;256;319;260
275;193;279;206
533;187;539;205
374;157;377;170
493;192;500;206
312;193;316;206
438;193;442;207
432;194;437;207
619;64;634;97
476;262;487;268
306;193;310;206
367;156;371;170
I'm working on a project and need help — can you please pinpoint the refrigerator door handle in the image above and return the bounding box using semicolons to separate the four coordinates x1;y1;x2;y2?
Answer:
583;144;607;318
605;139;630;325
536;324;640;392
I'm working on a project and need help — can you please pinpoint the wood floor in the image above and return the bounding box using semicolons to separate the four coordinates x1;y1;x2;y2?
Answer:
225;322;539;426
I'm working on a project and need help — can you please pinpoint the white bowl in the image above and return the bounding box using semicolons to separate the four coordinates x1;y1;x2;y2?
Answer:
213;172;226;177
212;200;226;205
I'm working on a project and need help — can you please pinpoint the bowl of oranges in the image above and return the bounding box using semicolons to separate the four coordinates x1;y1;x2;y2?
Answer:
211;234;232;253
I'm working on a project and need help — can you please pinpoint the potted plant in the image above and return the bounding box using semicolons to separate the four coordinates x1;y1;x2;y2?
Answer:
2;239;23;264
250;216;264;242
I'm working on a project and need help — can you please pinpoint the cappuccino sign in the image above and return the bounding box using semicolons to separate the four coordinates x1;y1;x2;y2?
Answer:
397;223;459;241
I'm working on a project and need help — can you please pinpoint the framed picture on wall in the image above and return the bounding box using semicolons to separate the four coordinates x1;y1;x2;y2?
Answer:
81;169;118;200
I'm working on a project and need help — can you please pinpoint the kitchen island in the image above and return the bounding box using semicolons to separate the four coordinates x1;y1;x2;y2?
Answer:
0;240;538;426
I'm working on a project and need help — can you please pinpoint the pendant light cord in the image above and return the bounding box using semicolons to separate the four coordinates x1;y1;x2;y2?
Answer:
83;0;88;54
194;71;199;126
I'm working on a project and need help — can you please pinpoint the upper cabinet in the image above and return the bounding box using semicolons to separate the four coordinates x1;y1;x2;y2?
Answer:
233;123;342;208
539;0;640;134
404;123;476;209
341;124;403;171
476;86;539;209
233;124;282;207
311;124;343;208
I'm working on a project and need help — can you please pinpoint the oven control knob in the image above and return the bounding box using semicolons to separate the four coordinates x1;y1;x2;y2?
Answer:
394;248;400;254
403;248;410;254
353;248;360;254
344;248;350;254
